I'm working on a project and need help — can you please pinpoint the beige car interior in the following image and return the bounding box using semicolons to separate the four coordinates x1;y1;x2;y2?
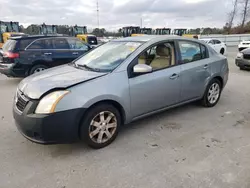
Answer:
138;43;175;70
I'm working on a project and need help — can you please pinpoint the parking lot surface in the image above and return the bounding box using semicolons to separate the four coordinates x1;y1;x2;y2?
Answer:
1;47;250;188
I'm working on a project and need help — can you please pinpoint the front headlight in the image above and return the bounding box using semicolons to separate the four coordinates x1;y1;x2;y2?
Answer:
35;90;70;114
237;52;243;58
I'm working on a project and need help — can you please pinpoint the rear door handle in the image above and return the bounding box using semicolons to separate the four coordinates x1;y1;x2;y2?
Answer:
44;52;52;55
169;73;179;80
72;52;79;55
204;64;208;69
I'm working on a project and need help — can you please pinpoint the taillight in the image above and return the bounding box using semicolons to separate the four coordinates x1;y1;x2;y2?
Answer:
4;52;19;59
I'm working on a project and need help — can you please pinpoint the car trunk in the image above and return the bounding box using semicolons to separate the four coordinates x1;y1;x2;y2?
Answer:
0;39;19;64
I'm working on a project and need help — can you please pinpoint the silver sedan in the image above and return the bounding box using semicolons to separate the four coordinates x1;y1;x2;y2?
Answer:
13;35;229;149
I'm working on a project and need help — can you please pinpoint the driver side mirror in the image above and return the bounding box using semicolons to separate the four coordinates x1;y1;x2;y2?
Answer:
133;64;152;74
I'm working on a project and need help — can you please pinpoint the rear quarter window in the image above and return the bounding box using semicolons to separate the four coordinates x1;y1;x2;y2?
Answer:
19;39;34;50
27;40;45;49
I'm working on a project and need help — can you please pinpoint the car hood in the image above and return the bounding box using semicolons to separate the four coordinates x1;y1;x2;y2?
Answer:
18;65;107;99
242;48;250;54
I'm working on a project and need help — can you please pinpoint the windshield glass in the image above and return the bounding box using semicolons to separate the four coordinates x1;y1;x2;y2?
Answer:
0;25;7;33
75;27;86;34
200;39;209;43
75;41;142;72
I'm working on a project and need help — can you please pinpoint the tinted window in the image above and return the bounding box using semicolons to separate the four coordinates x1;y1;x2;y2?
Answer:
2;40;17;51
214;40;221;44
53;38;69;49
43;39;53;49
67;38;89;51
28;40;45;49
201;45;207;58
19;39;34;50
179;41;204;63
87;36;98;45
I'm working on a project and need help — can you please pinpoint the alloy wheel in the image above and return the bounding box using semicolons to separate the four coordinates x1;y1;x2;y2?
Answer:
34;68;45;73
89;111;117;144
208;83;220;104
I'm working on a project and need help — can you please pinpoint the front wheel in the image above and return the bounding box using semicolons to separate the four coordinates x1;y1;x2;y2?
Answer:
80;104;121;149
201;79;222;107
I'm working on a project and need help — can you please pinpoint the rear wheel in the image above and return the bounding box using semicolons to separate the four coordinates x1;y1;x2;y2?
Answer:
220;48;225;55
80;104;121;149
29;64;48;75
201;79;222;107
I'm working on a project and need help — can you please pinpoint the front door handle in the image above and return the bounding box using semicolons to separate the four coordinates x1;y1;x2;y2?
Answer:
72;52;79;55
169;73;179;80
204;64;208;69
44;52;52;55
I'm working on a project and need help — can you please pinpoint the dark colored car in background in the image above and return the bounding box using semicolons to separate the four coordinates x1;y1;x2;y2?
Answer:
236;48;250;70
0;35;91;77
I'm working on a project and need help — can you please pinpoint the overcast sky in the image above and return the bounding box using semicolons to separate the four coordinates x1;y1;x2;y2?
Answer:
0;0;236;31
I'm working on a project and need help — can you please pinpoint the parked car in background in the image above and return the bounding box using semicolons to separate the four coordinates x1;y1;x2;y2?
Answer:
0;35;91;77
236;48;250;70
238;40;250;52
200;38;227;55
13;36;229;149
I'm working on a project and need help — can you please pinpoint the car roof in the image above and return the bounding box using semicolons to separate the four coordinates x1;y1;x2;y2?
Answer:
200;38;221;41
114;35;183;42
9;35;72;41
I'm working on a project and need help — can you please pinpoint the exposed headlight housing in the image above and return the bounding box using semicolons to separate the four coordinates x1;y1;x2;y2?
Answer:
35;90;70;114
237;52;243;58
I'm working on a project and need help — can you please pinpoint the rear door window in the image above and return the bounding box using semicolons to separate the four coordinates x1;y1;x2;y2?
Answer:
2;40;17;52
178;41;208;63
43;38;53;49
52;38;70;49
27;40;45;49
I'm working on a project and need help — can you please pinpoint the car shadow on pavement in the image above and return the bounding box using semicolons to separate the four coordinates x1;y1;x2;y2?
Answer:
119;102;198;135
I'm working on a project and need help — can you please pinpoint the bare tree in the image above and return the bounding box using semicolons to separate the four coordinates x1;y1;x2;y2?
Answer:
227;0;239;32
240;0;250;28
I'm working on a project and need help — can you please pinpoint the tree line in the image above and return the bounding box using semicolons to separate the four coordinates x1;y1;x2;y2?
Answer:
224;0;250;34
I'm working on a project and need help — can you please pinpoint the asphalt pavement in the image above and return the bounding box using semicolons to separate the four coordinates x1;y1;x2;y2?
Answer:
1;46;250;188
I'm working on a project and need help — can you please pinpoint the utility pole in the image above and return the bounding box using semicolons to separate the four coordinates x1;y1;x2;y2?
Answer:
140;18;142;28
96;0;100;36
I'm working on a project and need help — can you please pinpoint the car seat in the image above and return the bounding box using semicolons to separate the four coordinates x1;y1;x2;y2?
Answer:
150;45;171;69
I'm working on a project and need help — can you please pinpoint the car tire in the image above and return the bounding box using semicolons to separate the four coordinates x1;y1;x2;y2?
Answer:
201;78;222;108
29;64;48;75
80;104;121;149
240;67;246;70
220;48;225;55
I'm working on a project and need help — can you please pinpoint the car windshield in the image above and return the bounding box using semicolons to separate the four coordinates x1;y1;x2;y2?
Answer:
200;39;210;43
0;25;7;33
75;41;142;72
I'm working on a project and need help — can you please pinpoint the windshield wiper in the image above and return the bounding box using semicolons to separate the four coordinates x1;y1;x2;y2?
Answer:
76;64;102;72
